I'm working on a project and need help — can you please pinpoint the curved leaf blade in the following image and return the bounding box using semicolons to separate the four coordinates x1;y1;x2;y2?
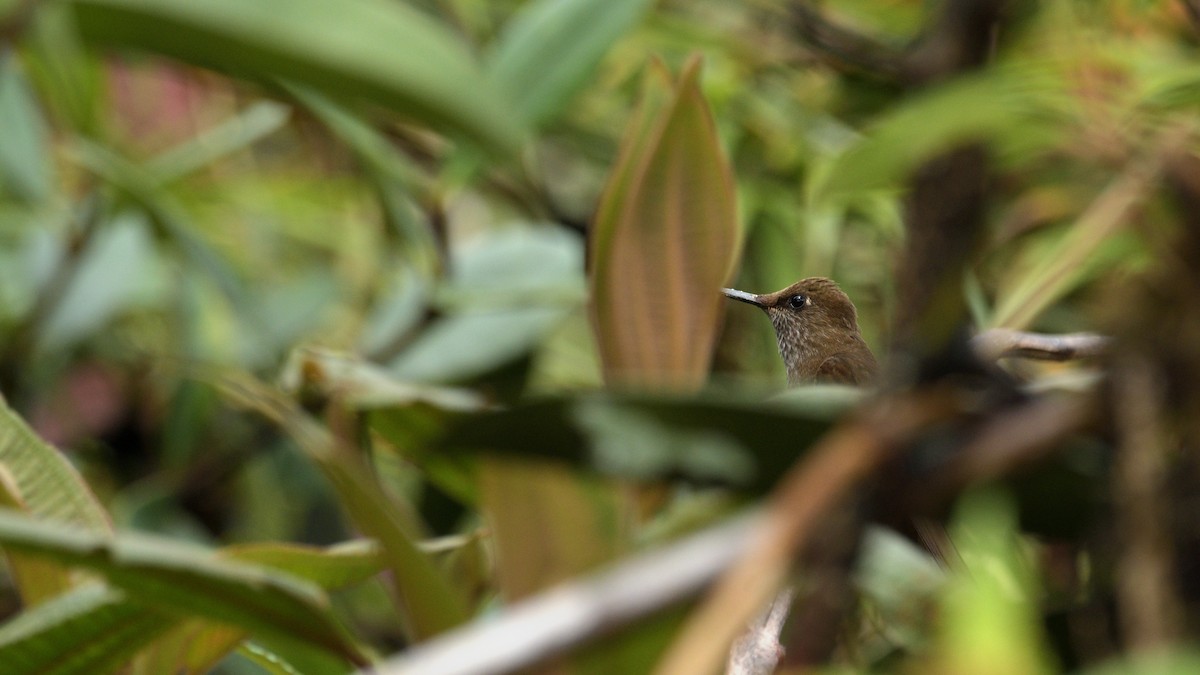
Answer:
0;585;171;675
134;540;384;675
0;510;364;665
0;398;110;533
486;0;652;127
589;57;741;390
815;69;1047;202
70;0;524;155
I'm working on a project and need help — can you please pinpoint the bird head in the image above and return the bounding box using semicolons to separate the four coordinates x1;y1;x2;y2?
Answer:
723;277;875;385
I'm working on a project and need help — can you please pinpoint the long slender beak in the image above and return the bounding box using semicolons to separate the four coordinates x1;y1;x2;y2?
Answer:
722;288;765;308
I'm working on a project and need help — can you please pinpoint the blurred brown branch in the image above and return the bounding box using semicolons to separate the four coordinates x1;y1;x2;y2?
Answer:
787;2;905;80
1180;0;1200;34
788;0;1011;84
1112;357;1184;649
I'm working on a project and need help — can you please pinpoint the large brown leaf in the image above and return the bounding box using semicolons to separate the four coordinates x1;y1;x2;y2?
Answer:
589;56;740;391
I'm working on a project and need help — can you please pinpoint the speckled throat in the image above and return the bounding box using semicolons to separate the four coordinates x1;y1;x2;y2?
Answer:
723;277;878;386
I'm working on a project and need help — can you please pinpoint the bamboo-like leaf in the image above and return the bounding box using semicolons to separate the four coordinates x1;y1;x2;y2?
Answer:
0;584;172;675
0;52;54;203
0;396;110;607
480;459;622;601
69;0;524;155
988;152;1161;329
316;454;470;641
134;540;387;675
589;56;740;390
286;85;435;269
486;0;652;127
0;398;110;532
143;100;292;184
814;68;1044;202
215;374;470;642
221;540;385;590
0;472;74;608
0;510;365;664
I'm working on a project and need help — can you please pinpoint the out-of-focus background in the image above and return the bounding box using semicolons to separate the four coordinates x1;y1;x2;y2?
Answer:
3;1;1200;673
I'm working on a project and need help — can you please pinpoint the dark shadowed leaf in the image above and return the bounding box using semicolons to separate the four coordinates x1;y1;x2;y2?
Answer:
435;393;838;492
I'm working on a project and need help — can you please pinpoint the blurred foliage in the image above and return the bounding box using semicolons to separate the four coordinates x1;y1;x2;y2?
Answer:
0;0;1199;674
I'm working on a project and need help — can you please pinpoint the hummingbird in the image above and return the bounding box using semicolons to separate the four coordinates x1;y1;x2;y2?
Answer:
723;277;878;386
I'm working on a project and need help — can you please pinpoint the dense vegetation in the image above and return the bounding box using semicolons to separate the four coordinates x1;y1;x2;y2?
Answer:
2;1;1200;673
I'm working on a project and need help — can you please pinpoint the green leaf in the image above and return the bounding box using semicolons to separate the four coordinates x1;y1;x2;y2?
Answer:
933;489;1055;674
0;537;384;675
0;397;108;607
486;0;652;127
480;459;623;600
0;510;365;664
589;56;741;390
220;540;385;591
36;212;165;353
236;640;309;675
133;540;383;675
70;0;524;155
0;52;54;203
815;68;1045;202
0;584;173;675
0;472;74;608
286;85;436;270
1080;650;1200;675
988;161;1156;329
282;347;488;411
144;100;292;183
211;374;470;641
21;4;105;136
315;454;470;642
0;397;109;532
390;226;584;383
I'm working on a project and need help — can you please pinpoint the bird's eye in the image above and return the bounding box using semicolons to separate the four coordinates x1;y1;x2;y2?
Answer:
787;294;807;309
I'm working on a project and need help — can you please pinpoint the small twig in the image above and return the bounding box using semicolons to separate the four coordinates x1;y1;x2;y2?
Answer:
971;328;1111;362
365;513;759;675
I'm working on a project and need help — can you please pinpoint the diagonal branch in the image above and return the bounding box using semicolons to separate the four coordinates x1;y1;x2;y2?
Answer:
364;513;760;675
971;328;1111;362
